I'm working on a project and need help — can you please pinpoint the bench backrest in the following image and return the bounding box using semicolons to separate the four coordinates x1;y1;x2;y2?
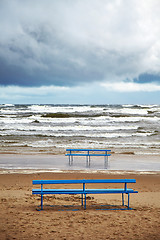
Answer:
33;179;136;185
66;149;111;152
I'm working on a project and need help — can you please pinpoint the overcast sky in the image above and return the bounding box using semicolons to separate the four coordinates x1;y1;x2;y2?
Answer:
0;0;160;104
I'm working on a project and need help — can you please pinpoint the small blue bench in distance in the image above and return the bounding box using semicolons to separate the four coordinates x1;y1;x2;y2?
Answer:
32;179;138;210
65;149;111;167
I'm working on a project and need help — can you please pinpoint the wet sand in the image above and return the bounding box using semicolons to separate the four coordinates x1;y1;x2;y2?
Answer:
0;153;160;171
0;171;160;239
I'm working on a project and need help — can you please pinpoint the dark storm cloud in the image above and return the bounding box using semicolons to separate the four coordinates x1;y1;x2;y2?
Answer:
134;73;160;84
0;0;160;87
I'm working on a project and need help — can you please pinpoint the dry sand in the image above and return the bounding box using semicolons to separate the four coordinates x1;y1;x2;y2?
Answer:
0;171;160;240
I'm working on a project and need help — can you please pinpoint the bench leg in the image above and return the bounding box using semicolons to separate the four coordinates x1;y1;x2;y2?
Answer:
71;156;73;165
88;156;91;167
81;194;83;206
86;156;90;167
104;156;108;169
128;193;130;209
69;156;73;166
84;194;87;210
68;156;70;165
41;194;43;210
86;156;88;167
122;193;124;206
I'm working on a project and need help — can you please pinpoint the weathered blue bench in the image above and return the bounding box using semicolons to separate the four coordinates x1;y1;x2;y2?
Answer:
66;149;111;167
32;179;138;210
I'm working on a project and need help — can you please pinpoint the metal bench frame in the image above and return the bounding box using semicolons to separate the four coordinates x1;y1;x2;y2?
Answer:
66;149;111;167
32;179;138;210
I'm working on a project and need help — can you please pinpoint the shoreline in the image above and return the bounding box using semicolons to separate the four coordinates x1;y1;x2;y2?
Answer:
0;153;160;172
0;169;160;175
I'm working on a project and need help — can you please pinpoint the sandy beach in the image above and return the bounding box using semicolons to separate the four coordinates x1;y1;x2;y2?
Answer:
0;171;160;240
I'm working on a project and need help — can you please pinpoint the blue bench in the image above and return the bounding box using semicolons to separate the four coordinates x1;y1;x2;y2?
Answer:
32;179;138;210
66;149;111;167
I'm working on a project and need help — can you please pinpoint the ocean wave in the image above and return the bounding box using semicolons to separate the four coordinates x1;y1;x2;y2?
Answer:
122;104;159;109
41;112;102;118
0;104;15;107
0;130;153;138
0;104;160;156
1;104;160;119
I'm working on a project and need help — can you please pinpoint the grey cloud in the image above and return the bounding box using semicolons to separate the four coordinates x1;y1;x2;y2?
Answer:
0;0;160;87
134;73;160;84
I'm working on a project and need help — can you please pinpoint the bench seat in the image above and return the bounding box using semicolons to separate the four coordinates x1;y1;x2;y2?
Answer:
32;188;137;195
85;188;137;194
32;189;84;194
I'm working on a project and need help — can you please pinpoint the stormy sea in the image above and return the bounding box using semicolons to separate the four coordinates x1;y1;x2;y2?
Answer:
0;104;159;156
